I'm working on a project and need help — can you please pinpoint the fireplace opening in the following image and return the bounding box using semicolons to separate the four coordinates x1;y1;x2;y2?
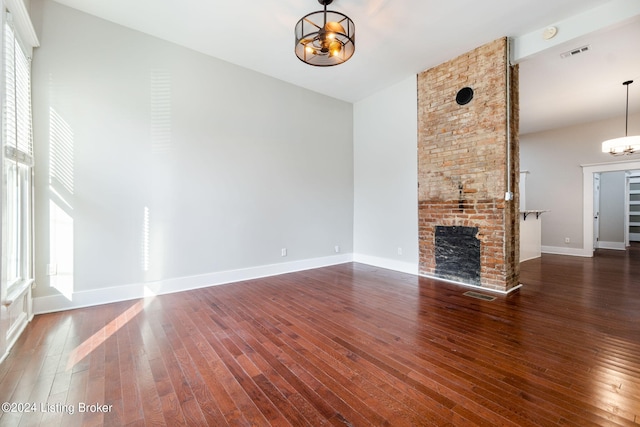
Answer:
435;226;480;285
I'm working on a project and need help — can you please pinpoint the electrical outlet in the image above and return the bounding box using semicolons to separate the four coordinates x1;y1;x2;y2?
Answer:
281;248;287;257
334;245;340;253
398;247;403;256
564;237;570;244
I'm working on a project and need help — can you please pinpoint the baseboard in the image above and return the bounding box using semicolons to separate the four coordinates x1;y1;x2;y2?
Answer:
595;241;626;250
0;314;29;365
350;254;524;294
352;253;419;275
541;245;592;257
33;254;354;314
418;273;523;295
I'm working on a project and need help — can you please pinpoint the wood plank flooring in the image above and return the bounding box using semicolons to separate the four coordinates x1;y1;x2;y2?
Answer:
1;247;639;426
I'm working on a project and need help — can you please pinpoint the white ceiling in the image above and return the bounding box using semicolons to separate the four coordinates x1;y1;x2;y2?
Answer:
50;0;640;135
519;15;640;134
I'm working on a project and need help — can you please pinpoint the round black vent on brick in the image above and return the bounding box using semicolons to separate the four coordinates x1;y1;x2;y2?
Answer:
456;87;474;105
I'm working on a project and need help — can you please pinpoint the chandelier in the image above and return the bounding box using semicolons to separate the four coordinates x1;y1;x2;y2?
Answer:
295;0;355;67
602;80;640;156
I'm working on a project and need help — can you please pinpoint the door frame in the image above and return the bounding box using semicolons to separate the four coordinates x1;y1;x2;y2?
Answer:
582;160;640;257
625;171;630;247
593;173;600;249
628;172;640;244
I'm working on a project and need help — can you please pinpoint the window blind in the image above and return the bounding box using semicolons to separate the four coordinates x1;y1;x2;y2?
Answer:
2;10;34;289
3;13;33;166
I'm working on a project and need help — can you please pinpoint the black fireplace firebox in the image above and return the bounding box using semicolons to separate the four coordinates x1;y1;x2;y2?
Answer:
435;226;481;285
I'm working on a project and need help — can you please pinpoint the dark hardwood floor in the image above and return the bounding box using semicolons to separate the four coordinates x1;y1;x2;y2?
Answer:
1;247;639;426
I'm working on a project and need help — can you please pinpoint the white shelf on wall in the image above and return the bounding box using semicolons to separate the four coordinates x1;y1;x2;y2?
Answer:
520;210;548;262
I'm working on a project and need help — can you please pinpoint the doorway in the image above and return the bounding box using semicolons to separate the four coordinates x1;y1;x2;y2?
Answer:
582;161;640;256
628;172;640;243
593;173;600;249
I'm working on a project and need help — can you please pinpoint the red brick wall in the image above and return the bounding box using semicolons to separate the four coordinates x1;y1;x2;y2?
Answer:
417;38;520;292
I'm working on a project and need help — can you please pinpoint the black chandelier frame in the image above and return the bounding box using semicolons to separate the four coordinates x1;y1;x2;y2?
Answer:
295;0;355;67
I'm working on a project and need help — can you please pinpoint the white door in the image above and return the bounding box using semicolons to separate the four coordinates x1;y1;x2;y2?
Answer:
593;173;600;249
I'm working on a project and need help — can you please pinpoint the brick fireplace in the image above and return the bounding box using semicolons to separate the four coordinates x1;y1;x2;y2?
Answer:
417;38;519;292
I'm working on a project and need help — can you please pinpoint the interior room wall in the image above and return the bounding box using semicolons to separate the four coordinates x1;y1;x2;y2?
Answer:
520;111;640;253
598;171;625;247
353;76;419;273
30;0;354;312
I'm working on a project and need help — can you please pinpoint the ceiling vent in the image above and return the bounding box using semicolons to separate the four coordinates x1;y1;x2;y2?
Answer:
560;45;591;59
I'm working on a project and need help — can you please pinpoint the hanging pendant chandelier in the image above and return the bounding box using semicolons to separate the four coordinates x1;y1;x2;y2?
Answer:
295;0;355;67
602;80;640;156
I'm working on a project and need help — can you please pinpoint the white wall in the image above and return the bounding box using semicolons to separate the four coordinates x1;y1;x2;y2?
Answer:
598;171;625;246
520;111;640;253
30;0;354;311
353;77;419;273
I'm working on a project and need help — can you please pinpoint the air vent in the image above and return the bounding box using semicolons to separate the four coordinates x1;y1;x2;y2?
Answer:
560;45;591;59
463;291;496;301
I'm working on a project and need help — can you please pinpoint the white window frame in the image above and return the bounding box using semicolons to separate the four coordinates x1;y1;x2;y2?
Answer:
2;8;34;299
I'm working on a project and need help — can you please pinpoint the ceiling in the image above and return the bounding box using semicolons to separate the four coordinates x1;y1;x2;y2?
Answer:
519;14;640;134
49;0;640;135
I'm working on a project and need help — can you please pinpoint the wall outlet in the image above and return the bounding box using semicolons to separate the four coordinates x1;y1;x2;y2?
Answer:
334;245;340;253
281;248;287;257
397;247;403;256
564;237;570;244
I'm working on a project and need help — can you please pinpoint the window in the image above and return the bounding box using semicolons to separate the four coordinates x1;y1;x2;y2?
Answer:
2;11;33;293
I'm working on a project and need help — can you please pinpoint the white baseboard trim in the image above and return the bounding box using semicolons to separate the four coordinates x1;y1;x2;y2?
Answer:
350;254;523;294
418;273;523;295
0;314;29;365
33;249;540;314
541;245;592;257
595;241;626;250
519;254;541;263
33;254;354;315
352;253;419;275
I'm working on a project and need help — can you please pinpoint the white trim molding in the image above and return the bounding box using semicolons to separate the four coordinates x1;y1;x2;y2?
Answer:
33;254;354;314
596;241;626;250
418;273;523;295
352;253;522;295
519;254;540;263
33;251;534;314
541;245;591;257
582;160;640;258
4;0;39;51
352;253;419;275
